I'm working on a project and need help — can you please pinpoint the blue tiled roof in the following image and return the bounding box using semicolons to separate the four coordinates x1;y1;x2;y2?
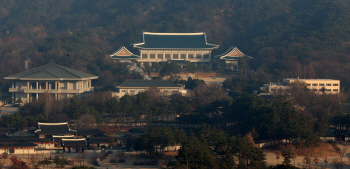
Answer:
133;32;219;49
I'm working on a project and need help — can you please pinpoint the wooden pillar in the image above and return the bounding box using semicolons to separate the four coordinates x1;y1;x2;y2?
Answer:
46;82;48;89
27;82;29;89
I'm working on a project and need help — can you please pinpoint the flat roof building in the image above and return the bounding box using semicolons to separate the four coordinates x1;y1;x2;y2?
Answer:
260;78;340;96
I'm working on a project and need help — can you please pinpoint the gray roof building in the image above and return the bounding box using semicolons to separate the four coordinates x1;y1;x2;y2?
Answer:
113;79;187;98
5;63;98;104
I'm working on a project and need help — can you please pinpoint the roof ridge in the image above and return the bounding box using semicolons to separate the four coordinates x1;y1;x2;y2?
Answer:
43;70;60;78
143;32;204;35
52;63;81;78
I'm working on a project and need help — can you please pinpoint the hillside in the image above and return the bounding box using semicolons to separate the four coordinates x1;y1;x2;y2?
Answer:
0;0;350;92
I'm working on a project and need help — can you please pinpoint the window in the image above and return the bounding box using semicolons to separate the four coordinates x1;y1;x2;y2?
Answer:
325;89;331;91
173;54;179;59
333;89;339;92
319;84;324;86
312;84;318;86
130;90;135;92
122;90;127;92
188;54;194;59
165;54;171;59
326;83;331;86
150;54;155;59
307;83;311;86
203;54;209;59
142;54;148;59
196;54;202;59
312;89;318;91
181;54;186;59
333;83;339;86
157;54;163;59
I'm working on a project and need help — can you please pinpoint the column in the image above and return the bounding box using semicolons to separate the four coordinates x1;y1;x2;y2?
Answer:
163;51;165;60
27;93;30;103
46;82;48;89
186;51;188;60
12;81;14;88
171;51;173;60
27;82;29;89
140;51;142;60
76;82;79;89
36;93;38;99
36;82;38;90
67;82;69;90
155;51;158;62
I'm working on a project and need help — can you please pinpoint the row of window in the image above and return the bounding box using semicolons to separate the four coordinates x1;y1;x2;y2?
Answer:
270;89;339;92
307;83;339;86
142;54;209;59
311;89;339;92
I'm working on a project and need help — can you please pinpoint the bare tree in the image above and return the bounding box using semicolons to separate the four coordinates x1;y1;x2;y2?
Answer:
75;114;96;129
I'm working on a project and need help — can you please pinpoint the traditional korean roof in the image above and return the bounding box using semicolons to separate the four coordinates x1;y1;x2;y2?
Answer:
76;128;105;136
215;47;252;60
133;32;219;49
110;46;140;59
34;122;76;135
0;138;43;143
4;63;98;80
52;135;75;142
88;137;109;143
116;79;182;88
62;138;86;146
128;128;145;134
0;138;39;148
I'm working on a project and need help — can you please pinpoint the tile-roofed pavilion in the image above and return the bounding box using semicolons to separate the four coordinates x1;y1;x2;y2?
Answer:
110;46;140;62
35;122;76;137
62;138;87;153
215;47;252;69
133;32;219;49
131;32;218;67
76;128;105;138
4;63;98;104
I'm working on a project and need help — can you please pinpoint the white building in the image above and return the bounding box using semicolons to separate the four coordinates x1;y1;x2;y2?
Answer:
113;79;187;98
260;78;340;95
4;63;98;104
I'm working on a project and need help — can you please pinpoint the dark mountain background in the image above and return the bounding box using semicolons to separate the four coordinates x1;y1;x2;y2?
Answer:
1;0;350;93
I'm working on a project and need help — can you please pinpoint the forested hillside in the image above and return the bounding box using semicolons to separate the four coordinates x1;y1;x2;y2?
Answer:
1;0;350;93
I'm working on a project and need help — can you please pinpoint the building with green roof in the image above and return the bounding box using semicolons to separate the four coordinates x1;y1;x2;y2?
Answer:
132;32;219;67
109;46;140;62
215;47;253;70
4;63;98;104
113;79;187;98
